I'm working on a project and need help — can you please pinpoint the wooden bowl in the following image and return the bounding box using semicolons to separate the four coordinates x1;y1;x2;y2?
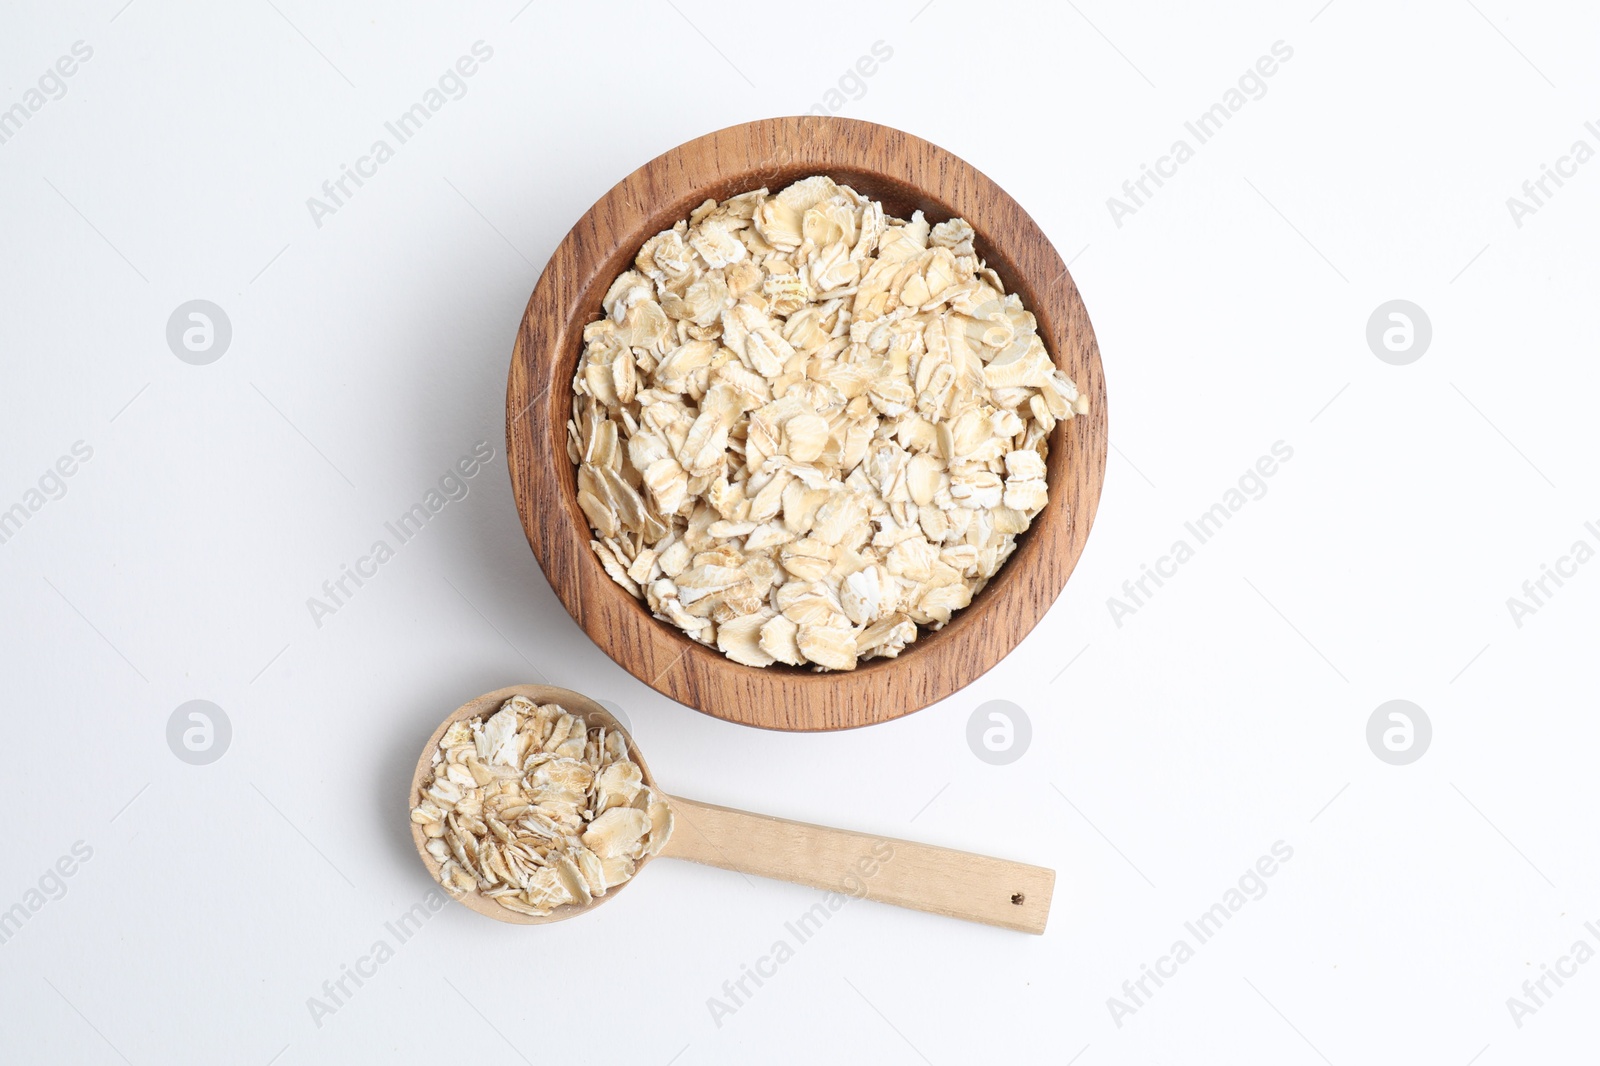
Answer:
507;117;1107;731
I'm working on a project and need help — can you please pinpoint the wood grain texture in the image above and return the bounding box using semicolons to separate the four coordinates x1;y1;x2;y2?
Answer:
508;116;1108;731
661;796;1055;935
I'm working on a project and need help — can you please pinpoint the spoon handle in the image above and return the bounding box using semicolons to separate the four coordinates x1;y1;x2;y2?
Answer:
658;795;1054;934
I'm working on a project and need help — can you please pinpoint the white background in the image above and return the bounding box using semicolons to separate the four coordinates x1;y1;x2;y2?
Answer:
2;1;1597;1062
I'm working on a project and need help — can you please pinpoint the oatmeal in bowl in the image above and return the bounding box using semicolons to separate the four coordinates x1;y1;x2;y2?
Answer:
568;176;1088;672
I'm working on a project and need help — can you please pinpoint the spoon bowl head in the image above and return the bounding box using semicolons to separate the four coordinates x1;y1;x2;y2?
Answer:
409;684;665;925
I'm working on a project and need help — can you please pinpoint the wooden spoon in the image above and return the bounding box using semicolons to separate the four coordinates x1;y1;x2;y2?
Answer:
410;685;1055;934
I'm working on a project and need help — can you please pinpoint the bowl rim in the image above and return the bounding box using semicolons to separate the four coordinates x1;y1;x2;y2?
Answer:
506;116;1107;731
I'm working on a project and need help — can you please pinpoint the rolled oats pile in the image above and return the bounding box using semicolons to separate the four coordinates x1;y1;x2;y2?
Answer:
569;176;1088;671
411;696;671;916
